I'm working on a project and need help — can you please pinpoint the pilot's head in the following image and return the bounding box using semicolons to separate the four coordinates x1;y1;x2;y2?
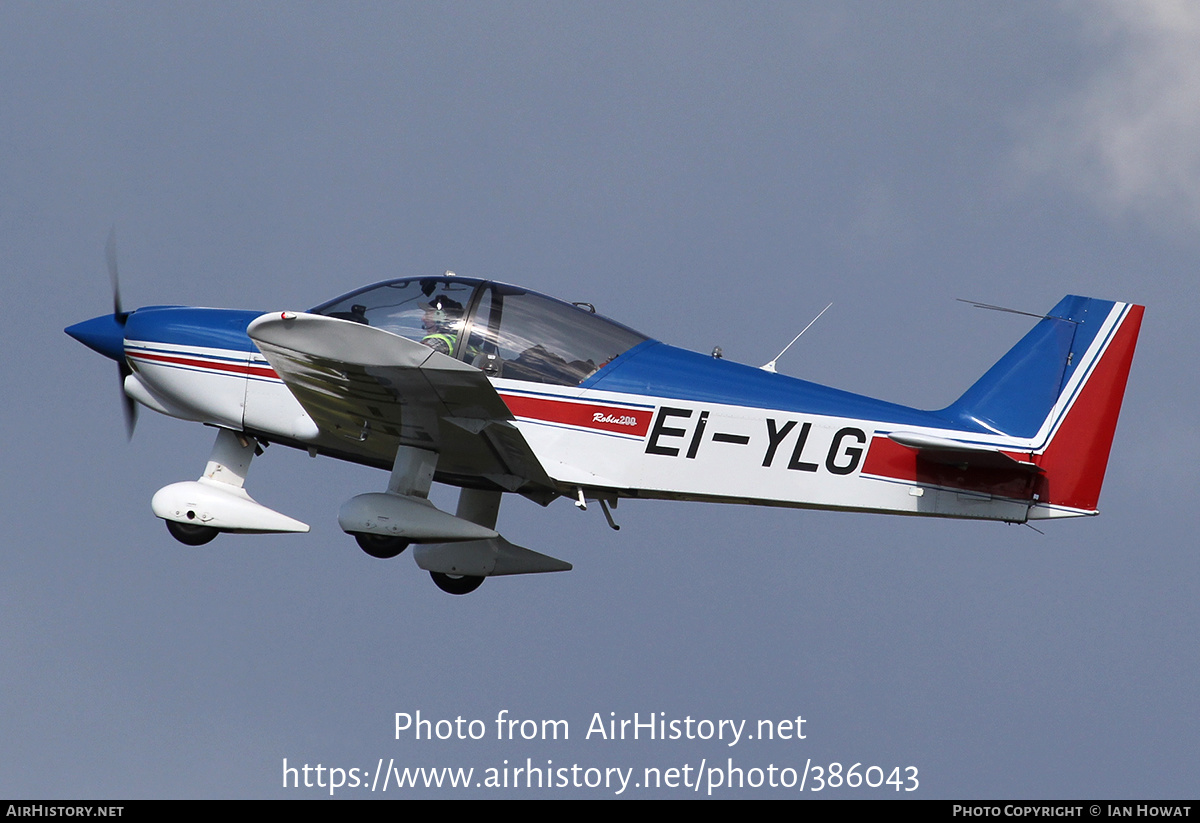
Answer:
420;295;464;333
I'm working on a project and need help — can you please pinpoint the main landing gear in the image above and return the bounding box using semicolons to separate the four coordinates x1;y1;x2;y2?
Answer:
429;572;485;595
339;446;502;595
165;519;219;546
353;532;409;559
340;446;573;594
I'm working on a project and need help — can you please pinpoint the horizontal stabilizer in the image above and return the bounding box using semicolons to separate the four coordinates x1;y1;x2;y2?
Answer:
887;432;1041;472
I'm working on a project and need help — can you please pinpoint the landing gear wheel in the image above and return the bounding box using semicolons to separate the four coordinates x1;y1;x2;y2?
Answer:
353;533;409;559
430;571;485;595
165;519;219;546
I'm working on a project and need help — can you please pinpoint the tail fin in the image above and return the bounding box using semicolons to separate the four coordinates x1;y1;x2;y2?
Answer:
941;296;1143;516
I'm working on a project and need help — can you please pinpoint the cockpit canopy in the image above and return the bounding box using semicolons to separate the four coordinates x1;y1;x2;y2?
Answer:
311;276;650;386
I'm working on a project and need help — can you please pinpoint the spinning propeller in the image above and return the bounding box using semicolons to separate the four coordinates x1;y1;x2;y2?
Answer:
64;229;140;437
106;230;138;438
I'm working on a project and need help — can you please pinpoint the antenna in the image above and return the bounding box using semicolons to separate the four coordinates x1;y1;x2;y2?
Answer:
956;298;1074;324
761;302;832;373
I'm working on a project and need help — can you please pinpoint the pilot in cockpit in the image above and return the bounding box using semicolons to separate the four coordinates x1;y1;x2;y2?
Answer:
418;295;465;356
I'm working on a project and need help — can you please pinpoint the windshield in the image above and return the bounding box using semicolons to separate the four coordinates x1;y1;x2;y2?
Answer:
311;277;650;386
310;276;479;345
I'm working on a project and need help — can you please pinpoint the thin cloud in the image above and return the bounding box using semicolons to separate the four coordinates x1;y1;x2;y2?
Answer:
1019;1;1200;229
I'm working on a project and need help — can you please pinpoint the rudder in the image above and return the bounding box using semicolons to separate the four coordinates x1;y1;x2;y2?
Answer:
1030;301;1143;515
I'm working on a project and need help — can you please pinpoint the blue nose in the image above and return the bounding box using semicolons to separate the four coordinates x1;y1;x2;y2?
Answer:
65;313;127;363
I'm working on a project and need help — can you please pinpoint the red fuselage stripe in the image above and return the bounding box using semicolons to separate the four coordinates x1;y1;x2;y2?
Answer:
499;393;652;436
129;350;279;380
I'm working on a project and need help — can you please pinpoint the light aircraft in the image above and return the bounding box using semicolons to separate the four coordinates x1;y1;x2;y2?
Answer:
66;252;1143;594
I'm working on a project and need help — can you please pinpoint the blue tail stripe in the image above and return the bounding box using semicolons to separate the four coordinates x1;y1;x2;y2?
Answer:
939;295;1117;438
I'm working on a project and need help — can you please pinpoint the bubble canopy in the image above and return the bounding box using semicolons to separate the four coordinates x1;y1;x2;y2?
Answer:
310;276;651;386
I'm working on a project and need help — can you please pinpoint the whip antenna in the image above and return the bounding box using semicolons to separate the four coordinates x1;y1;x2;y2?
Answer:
761;302;832;373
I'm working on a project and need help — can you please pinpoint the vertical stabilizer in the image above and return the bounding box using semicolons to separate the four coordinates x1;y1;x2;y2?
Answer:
940;296;1142;516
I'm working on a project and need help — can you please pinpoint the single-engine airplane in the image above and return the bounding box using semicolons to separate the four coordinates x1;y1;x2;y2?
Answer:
67;257;1143;594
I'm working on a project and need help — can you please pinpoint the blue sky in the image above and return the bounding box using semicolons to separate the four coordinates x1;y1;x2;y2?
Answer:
2;2;1196;797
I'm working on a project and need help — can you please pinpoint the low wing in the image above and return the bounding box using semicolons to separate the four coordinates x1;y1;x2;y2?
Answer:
247;312;553;492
